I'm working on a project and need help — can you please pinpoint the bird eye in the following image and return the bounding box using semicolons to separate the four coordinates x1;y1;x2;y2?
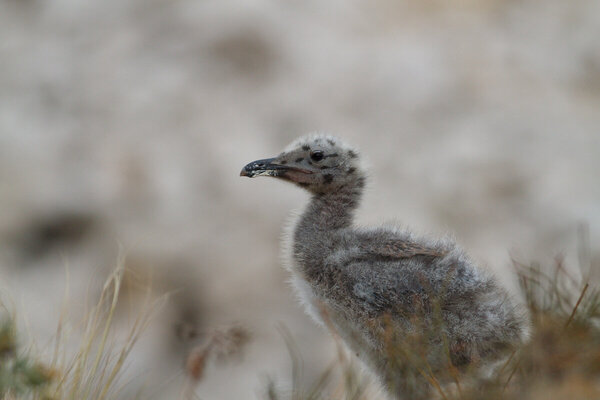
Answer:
310;151;324;162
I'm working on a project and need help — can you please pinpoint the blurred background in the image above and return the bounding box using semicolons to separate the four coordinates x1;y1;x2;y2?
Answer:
1;0;599;398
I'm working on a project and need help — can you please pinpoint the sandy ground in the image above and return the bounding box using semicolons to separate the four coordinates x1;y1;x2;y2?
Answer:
0;0;599;398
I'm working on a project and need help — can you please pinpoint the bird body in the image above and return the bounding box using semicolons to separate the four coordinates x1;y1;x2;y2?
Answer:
241;134;528;399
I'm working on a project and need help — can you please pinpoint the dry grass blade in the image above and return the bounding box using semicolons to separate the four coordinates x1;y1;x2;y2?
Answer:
564;283;589;329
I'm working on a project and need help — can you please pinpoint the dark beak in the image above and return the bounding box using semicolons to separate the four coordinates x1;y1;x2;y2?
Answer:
240;157;285;178
240;157;314;179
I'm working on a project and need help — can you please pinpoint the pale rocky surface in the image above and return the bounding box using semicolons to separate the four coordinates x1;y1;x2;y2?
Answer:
0;0;599;399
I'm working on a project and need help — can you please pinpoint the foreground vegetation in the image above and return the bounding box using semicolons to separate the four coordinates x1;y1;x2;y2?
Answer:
1;253;599;400
0;264;164;400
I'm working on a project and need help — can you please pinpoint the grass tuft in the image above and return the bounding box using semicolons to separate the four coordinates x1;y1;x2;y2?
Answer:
1;259;166;400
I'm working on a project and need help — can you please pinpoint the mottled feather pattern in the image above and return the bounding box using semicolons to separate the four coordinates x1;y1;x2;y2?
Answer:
244;134;529;400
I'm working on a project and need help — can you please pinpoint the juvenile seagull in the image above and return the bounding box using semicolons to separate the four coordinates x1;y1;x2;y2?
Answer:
241;134;527;399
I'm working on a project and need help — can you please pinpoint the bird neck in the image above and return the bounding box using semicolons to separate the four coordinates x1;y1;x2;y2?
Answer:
297;176;365;233
291;176;365;280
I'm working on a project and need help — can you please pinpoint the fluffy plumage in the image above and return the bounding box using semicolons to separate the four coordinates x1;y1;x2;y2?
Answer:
241;134;528;399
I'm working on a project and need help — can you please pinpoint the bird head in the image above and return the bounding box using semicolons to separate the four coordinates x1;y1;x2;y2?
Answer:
240;134;363;194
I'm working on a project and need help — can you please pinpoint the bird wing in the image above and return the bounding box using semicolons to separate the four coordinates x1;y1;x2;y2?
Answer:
363;240;447;259
320;229;454;314
351;230;449;260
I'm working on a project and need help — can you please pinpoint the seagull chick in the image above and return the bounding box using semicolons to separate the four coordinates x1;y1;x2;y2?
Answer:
241;134;528;399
